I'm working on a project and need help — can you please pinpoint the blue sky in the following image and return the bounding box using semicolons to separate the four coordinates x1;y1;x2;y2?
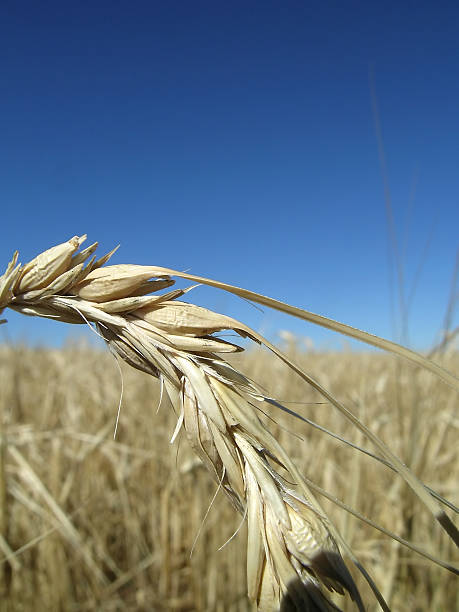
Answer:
1;1;458;350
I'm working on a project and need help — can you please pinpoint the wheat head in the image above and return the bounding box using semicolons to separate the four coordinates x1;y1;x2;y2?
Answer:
1;235;457;611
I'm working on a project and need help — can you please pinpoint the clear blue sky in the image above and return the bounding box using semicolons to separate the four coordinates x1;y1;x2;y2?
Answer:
1;1;458;350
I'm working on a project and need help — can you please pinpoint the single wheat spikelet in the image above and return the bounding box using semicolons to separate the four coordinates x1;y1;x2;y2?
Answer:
1;236;457;611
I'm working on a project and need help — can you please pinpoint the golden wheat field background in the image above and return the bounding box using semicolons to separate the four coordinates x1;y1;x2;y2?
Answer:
0;341;457;612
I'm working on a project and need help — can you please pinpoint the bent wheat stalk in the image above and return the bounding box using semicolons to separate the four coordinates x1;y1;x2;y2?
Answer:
0;236;457;611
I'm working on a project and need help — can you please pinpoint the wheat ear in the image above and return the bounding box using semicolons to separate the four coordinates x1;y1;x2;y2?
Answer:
1;236;457;611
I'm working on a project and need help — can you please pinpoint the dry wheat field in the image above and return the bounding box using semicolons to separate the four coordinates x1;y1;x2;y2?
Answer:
0;343;457;611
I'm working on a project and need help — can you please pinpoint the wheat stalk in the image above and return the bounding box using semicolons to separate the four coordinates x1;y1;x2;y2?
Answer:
1;235;457;611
